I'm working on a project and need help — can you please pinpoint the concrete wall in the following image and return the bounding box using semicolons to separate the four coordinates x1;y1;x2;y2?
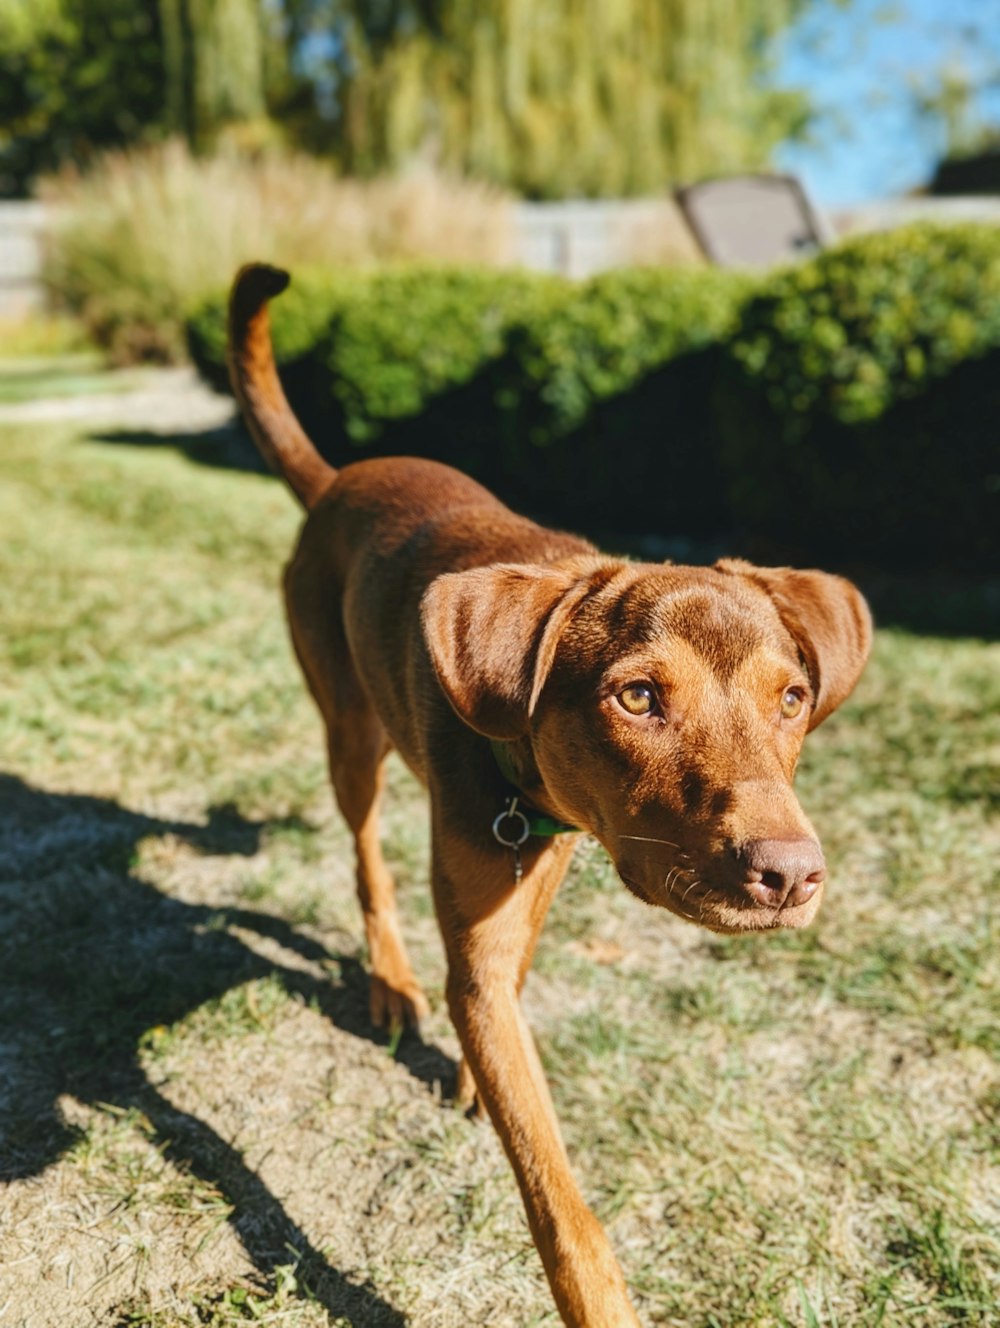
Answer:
833;196;1000;235
0;198;702;313
3;194;1000;318
0;202;48;317
513;198;701;277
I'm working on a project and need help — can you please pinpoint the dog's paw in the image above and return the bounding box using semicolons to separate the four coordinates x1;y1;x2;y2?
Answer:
456;1056;488;1121
369;971;430;1031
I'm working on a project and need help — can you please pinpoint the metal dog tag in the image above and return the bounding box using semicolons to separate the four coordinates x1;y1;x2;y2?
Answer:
492;797;530;883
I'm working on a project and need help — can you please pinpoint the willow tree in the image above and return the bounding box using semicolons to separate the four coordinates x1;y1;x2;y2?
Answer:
160;0;270;146
309;0;814;196
0;0;274;194
1;2;163;194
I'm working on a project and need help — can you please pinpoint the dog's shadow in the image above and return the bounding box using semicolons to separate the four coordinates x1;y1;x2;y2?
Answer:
0;773;455;1325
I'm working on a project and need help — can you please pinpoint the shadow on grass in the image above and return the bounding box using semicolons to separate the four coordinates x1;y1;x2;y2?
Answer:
853;570;1000;642
90;422;271;475
0;773;456;1325
87;421;1000;641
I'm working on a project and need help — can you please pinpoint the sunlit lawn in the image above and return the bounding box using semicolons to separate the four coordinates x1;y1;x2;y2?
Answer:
0;417;997;1327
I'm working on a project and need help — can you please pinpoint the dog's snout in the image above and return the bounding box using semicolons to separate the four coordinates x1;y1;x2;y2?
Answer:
737;838;826;909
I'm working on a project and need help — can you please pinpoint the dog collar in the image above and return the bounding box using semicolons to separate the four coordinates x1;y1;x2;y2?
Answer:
489;740;578;838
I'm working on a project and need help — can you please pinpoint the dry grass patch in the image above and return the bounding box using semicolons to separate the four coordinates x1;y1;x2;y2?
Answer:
40;142;515;362
0;414;997;1326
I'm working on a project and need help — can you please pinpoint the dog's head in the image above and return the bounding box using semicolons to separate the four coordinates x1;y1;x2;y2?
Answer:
422;555;871;933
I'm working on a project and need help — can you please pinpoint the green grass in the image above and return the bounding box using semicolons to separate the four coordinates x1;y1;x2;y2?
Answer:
0;357;143;404
0;311;94;360
0;414;997;1327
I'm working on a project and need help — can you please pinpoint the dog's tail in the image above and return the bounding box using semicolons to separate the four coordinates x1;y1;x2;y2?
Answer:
227;264;336;510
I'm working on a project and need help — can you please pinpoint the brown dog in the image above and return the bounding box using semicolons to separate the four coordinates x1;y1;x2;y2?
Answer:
228;264;872;1326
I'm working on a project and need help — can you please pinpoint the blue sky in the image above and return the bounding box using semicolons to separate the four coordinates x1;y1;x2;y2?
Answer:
773;0;1000;204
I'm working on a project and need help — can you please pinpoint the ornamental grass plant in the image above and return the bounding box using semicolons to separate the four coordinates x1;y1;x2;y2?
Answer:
40;141;515;362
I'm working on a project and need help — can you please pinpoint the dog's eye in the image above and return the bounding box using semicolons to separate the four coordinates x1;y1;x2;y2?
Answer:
780;688;806;719
618;684;656;716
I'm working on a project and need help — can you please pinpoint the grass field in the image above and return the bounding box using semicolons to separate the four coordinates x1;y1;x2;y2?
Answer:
0;358;142;405
0;410;997;1328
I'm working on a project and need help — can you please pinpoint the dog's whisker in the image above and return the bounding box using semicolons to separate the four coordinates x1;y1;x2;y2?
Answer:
694;883;707;922
616;833;685;844
663;863;693;898
680;876;700;909
620;834;682;849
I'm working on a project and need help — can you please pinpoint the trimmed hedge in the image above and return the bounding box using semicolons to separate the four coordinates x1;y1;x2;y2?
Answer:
188;264;753;534
188;225;1000;567
506;267;754;439
187;267;354;394
718;224;1000;567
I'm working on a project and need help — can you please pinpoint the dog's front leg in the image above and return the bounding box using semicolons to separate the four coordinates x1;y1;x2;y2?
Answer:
435;836;641;1328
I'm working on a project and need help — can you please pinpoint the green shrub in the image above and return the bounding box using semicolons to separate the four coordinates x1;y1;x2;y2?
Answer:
718;224;1000;568
729;224;1000;425
324;267;548;442
508;266;755;439
188;264;752;533
187;269;355;393
188;265;553;459
494;267;755;530
189;233;1000;567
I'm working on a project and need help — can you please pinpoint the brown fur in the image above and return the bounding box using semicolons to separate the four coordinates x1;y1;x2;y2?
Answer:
228;264;872;1326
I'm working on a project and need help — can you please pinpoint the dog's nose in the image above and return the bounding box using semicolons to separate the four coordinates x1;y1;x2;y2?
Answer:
736;838;826;908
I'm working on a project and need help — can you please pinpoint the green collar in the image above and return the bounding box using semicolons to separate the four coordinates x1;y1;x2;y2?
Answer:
490;740;578;837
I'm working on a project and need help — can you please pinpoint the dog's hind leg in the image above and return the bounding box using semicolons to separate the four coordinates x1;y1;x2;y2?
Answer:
286;579;428;1031
326;709;429;1030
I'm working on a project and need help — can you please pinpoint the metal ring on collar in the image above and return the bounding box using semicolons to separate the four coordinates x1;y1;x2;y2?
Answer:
493;806;530;848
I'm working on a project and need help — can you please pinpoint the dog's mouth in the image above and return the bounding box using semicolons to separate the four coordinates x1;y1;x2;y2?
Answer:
613;835;713;919
618;863;706;916
616;850;822;934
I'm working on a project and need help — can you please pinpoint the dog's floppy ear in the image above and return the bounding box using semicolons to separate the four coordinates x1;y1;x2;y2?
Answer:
716;559;872;730
421;562;600;740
